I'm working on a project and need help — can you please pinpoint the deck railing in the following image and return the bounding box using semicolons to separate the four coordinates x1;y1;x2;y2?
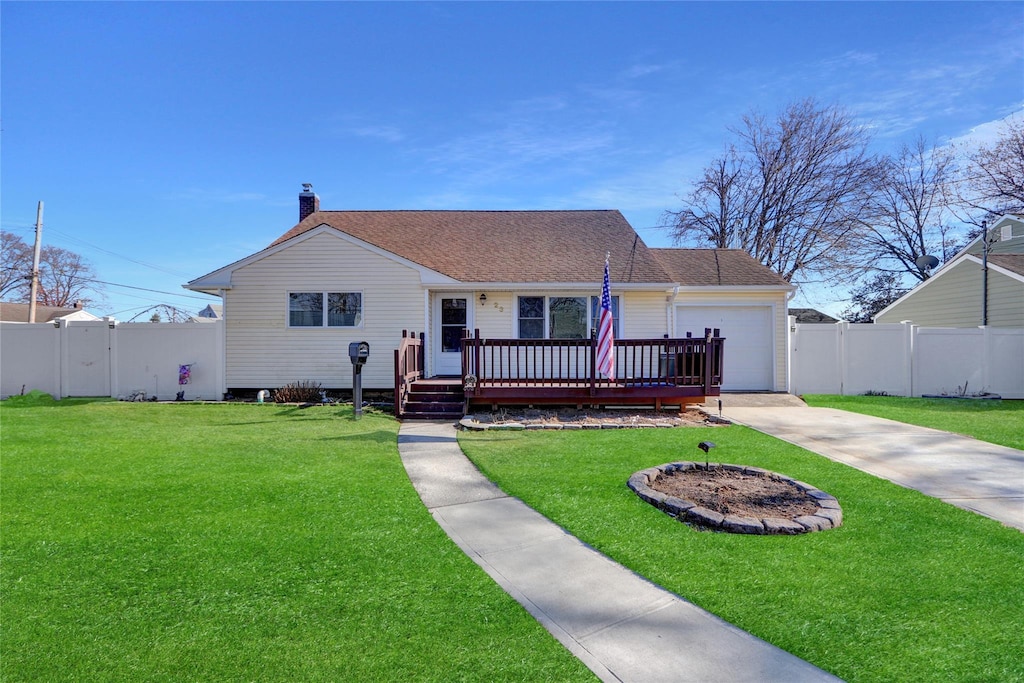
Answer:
461;329;723;398
393;330;424;416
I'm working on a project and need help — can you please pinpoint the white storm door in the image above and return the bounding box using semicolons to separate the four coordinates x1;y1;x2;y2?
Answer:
433;294;469;376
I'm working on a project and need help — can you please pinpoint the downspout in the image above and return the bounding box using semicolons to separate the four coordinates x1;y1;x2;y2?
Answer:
667;286;680;336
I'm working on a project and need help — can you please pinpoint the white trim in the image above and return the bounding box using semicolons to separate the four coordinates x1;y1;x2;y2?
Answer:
964;254;1024;283
431;292;473;376
186;224;459;293
422;289;431;376
929;213;1023;277
431;281;677;292
874;251;1024;321
285;290;365;329
672;284;796;293
674;302;779;391
511;291;622;340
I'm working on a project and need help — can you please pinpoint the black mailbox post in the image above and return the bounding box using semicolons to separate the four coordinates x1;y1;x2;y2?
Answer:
348;341;369;417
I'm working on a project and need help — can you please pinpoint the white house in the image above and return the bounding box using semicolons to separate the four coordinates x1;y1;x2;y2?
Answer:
185;187;795;396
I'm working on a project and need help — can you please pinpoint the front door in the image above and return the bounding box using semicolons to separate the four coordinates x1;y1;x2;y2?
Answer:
433;294;469;376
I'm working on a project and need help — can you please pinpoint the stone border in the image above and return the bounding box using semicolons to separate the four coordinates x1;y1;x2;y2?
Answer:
458;414;731;431
627;462;842;535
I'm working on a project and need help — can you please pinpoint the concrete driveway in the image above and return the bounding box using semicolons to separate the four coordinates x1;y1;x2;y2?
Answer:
716;397;1024;532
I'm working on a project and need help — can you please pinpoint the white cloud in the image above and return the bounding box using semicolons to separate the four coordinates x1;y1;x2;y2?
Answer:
945;106;1024;151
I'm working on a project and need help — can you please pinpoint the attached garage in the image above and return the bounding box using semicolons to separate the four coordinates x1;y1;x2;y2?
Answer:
677;305;774;391
652;247;793;393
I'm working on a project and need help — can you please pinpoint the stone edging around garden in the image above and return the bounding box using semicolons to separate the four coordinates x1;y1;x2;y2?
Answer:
458;411;730;431
627;462;843;535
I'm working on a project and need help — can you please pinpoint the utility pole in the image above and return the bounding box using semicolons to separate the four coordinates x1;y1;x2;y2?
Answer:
28;201;44;323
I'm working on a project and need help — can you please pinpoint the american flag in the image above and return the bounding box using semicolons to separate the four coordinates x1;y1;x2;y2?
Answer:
596;256;615;381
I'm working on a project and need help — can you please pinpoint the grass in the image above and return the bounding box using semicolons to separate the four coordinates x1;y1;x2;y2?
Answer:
0;397;593;682
459;426;1024;682
801;394;1024;450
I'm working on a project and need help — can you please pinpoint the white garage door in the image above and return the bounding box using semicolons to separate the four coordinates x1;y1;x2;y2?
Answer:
676;306;773;391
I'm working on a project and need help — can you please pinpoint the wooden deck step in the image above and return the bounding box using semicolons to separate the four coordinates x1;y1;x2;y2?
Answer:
401;378;465;420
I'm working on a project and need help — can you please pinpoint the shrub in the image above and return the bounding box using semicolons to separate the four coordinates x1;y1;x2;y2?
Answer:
273;381;324;403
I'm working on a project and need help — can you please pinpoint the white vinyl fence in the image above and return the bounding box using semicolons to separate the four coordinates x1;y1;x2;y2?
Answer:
790;320;1024;399
1;319;224;401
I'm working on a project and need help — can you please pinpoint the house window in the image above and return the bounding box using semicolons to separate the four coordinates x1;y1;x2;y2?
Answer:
289;292;362;327
517;295;619;339
549;297;587;339
518;296;545;339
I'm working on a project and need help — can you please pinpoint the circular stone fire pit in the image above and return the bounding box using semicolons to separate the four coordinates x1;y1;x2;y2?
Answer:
627;462;842;534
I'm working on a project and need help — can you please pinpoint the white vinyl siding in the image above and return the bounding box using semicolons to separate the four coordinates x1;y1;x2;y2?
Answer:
473;291;514;338
622;291;670;338
224;231;422;389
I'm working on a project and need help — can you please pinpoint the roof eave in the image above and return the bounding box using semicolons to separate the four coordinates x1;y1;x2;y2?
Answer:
672;284;796;292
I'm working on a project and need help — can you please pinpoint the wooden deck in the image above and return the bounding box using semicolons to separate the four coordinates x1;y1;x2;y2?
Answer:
461;331;721;411
395;329;724;417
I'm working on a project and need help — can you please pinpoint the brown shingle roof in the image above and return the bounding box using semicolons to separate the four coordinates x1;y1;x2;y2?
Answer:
789;307;839;323
988;254;1024;277
269;210;674;284
650;249;792;287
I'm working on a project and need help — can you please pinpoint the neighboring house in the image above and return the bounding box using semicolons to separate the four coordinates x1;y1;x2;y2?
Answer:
789;308;839;324
0;301;100;323
875;214;1024;327
194;304;223;321
185;187;795;402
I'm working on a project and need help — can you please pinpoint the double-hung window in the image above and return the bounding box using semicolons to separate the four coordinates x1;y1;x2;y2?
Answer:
518;295;619;339
289;292;362;327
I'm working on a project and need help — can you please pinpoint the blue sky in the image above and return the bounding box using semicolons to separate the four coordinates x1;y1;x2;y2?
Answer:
3;1;1022;319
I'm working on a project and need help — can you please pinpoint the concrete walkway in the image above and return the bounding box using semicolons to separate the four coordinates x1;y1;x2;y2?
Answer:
721;404;1024;532
398;421;840;683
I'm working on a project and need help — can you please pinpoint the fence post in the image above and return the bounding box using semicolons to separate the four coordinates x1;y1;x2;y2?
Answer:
909;323;917;397
981;325;991;394
837;321;849;396
107;318;119;398
56;318;69;398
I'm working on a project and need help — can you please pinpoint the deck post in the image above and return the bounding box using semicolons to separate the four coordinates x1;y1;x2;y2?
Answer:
473;329;481;391
589;335;597;396
418;331;425;376
703;328;713;397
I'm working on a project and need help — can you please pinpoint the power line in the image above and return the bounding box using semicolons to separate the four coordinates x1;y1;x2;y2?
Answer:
85;279;217;301
42;225;193;278
0;221;193;278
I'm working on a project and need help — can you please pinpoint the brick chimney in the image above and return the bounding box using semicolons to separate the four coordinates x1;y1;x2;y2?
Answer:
299;183;320;222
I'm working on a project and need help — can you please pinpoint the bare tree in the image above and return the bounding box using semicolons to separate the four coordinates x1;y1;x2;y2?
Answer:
666;99;880;284
1;231;32;299
961;115;1024;215
839;272;909;322
35;245;97;307
665;149;750;248
852;137;958;283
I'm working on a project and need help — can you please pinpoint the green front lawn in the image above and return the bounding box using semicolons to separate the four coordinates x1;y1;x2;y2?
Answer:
459;426;1024;682
1;398;593;682
802;394;1024;450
